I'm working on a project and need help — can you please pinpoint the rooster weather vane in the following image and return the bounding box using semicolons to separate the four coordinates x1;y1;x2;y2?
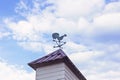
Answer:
52;33;67;49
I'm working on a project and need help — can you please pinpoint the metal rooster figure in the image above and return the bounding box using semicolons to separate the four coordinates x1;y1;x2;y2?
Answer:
52;33;67;49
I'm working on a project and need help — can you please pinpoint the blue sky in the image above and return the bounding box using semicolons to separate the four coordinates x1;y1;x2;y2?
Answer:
0;0;19;17
0;0;120;80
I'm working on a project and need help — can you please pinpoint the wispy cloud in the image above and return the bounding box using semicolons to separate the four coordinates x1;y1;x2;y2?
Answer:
0;59;35;80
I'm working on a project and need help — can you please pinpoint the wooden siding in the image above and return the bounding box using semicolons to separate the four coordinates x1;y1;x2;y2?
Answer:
36;63;79;80
36;63;65;80
64;64;79;80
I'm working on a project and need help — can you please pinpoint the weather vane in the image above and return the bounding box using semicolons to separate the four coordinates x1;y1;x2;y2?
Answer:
52;33;67;49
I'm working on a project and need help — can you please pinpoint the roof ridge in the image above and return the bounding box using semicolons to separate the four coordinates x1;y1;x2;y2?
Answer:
28;49;66;65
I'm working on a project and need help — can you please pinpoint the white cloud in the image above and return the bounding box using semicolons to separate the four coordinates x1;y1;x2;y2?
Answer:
82;60;120;80
18;42;43;52
93;13;120;33
69;50;104;63
0;60;35;80
76;12;120;37
104;2;120;13
0;25;11;39
63;41;105;63
4;19;36;41
52;0;105;19
86;70;120;80
0;32;10;39
64;41;89;53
